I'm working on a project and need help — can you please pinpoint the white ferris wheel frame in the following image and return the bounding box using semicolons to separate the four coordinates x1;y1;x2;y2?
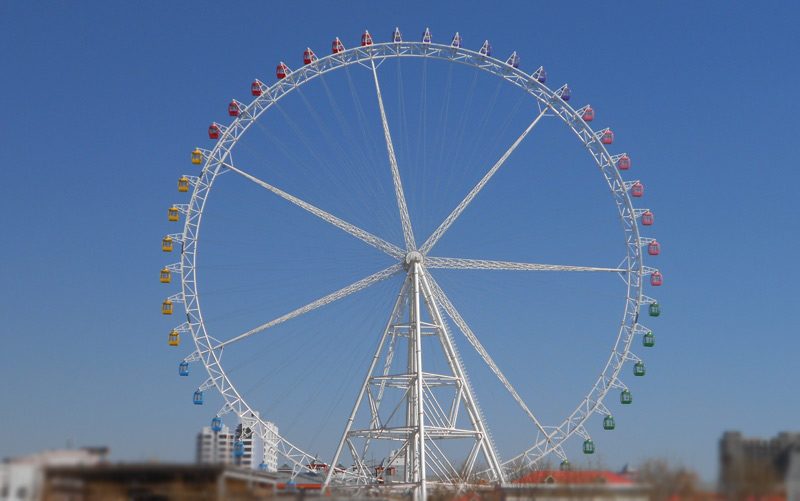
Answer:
167;35;659;488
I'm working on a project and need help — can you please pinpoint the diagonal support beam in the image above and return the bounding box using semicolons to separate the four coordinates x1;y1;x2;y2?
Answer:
371;58;416;251
223;162;405;260
425;257;626;273
426;274;552;442
420;106;550;255
211;264;403;351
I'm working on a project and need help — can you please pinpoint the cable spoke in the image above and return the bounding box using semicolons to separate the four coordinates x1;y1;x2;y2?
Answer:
222;161;405;260
211;263;404;350
426;274;551;440
425;257;626;273
371;58;416;251
420;106;550;255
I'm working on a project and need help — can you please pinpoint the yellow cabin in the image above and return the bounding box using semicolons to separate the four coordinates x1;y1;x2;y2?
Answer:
160;268;171;283
168;207;179;222
191;149;203;164
168;331;180;346
162;300;173;315
162;237;173;252
178;176;190;192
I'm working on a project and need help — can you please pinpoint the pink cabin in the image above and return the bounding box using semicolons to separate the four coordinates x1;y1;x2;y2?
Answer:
642;211;654;226
208;125;220;139
650;271;663;286
618;155;631;170
276;63;288;79
631;182;644;197
361;31;373;46
602;130;614;145
303;48;316;65
228;102;239;117
648;241;660;255
332;37;344;53
251;81;262;96
582;107;594;122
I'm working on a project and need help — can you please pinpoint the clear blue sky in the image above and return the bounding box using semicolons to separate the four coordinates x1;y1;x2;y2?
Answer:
1;1;798;484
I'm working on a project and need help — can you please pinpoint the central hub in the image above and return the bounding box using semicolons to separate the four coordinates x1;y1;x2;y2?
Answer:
405;250;424;267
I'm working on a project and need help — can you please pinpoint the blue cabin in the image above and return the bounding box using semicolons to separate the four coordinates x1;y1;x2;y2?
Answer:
211;416;223;432
179;361;189;376
193;391;204;405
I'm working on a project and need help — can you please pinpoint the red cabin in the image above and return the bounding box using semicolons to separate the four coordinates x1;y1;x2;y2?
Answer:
650;271;663;286
582;107;594;122
332;37;344;53
208;124;220;139
228;101;239;117
642;211;654;226
251;81;262;96
361;30;373;46
602;130;614;145
303;48;316;65
618;155;631;170
648;240;660;255
276;62;288;79
631;182;644;197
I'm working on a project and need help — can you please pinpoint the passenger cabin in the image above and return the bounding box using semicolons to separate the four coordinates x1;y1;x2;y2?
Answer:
162;300;173;315
208;125;220;139
178;176;190;192
506;52;520;68
634;361;646;376
643;331;655;347
561;86;571;101
421;27;432;44
168;331;179;346
618;155;630;170
191;149;203;164
251;81;262;96
641;211;654;226
648;241;660;255
160;268;171;283
303;48;316;65
583;440;595;454
193;391;204;405
601;129;614;144
179;361;189;376
332;37;344;53
450;32;462;48
392;27;402;43
162;237;173;252
479;41;492;57
228;102;239;117
631;182;644;197
233;442;245;456
533;67;546;83
649;302;661;317
168;207;179;222
620;390;633;404
361;31;373;46
650;271;663;286
211;416;223;432
603;416;616;430
276;63;288;79
582;107;594;122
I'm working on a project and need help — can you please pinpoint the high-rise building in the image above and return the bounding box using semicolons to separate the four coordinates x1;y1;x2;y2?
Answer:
196;419;279;472
719;430;800;495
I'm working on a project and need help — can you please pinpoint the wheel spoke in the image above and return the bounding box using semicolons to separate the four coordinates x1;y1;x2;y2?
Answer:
222;161;405;260
426;274;551;440
425;257;626;273
371;58;416;251
420;106;550;255
211;263;404;350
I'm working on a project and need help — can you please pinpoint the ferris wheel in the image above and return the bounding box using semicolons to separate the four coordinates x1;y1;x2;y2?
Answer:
160;27;662;497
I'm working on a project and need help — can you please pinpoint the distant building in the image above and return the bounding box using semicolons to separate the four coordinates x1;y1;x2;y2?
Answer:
0;447;108;501
196;420;279;472
719;430;800;495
